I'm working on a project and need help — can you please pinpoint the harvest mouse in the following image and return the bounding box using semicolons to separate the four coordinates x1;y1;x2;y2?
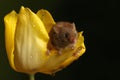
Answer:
49;22;78;54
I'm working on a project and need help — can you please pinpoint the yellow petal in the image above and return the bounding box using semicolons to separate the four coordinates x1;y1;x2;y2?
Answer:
13;6;49;74
37;9;55;33
38;32;86;74
59;32;86;69
4;10;17;71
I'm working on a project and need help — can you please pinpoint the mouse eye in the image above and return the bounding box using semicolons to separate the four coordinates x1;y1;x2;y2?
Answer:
65;33;69;38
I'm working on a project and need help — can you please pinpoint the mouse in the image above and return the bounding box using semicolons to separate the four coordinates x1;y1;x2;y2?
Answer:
49;22;78;54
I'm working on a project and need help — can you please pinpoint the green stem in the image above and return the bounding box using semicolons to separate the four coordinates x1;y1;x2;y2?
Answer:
30;74;35;80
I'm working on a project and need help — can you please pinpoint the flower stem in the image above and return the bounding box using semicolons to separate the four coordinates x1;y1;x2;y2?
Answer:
30;74;35;80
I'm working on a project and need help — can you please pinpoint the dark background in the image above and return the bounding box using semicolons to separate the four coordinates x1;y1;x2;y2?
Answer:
0;0;119;80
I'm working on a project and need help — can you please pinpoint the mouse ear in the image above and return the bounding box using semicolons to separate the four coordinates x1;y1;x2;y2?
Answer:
72;22;76;30
53;25;60;33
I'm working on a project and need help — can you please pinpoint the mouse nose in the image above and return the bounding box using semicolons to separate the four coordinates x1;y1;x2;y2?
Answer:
69;36;75;43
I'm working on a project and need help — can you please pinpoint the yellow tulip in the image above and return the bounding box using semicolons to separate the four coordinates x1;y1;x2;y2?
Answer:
4;6;86;75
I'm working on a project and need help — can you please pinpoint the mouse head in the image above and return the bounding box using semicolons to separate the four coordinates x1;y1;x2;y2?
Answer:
53;22;78;44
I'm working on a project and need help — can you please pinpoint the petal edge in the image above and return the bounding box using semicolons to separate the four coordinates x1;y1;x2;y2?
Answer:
37;9;55;33
4;10;17;71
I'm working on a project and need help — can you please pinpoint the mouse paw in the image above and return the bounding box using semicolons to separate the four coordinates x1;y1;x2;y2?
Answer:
57;49;63;55
46;49;50;55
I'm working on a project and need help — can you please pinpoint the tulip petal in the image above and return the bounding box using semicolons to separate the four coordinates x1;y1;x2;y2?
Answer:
4;10;17;71
39;32;86;74
59;32;86;69
13;6;49;74
36;9;55;33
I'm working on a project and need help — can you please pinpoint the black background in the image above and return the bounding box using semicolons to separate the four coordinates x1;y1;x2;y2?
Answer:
0;0;119;80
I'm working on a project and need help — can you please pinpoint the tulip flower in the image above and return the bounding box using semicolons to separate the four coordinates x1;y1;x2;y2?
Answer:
4;6;86;80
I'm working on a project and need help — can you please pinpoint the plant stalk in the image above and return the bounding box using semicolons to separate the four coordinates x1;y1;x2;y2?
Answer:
30;74;35;80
